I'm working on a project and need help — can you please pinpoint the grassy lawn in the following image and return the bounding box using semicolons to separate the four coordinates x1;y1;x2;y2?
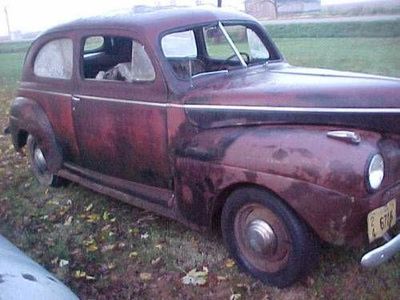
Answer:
1;37;400;299
275;37;400;78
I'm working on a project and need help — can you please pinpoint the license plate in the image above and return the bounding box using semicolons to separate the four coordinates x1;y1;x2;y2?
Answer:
367;199;397;242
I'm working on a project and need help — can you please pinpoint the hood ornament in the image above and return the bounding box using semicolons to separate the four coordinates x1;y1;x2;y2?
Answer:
327;130;361;145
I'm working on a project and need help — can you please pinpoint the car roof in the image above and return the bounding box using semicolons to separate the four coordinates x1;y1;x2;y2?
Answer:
44;7;256;37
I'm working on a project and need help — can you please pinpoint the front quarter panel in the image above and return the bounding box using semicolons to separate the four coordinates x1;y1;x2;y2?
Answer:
174;125;382;246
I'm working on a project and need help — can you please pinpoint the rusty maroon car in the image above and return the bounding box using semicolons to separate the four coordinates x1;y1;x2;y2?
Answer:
7;7;400;287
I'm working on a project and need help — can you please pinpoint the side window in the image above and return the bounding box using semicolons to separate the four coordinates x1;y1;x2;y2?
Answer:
82;36;155;82
34;38;73;79
161;30;206;80
161;30;197;58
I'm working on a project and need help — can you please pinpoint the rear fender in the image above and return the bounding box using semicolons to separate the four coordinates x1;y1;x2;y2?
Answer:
9;97;63;173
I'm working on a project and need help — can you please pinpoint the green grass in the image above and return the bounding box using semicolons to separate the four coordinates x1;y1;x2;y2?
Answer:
265;18;400;38
0;36;400;299
276;37;400;78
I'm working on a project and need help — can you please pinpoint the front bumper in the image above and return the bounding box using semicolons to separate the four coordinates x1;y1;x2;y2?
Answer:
361;231;400;267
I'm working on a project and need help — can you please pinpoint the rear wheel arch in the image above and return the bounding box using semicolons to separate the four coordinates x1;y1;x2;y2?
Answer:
10;97;63;173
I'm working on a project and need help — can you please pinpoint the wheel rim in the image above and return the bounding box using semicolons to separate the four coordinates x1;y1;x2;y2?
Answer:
29;138;53;186
33;147;48;174
234;203;292;273
247;219;277;255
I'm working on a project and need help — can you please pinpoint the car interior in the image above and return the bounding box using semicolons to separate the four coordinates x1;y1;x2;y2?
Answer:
82;24;270;82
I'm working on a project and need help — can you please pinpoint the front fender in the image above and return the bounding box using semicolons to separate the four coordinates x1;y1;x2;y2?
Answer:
177;125;380;198
9;97;63;173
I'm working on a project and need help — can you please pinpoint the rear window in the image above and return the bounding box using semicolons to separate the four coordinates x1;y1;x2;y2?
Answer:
34;38;73;79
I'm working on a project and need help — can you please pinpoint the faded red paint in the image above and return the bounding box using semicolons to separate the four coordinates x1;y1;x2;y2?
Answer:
8;7;400;250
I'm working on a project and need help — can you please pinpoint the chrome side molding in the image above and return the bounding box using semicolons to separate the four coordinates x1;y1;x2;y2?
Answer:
327;130;361;145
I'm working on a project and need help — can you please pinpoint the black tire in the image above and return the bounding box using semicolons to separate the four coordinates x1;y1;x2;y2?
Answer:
27;134;65;187
221;187;319;288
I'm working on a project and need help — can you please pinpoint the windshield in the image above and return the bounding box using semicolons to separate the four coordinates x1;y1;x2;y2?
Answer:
161;22;270;80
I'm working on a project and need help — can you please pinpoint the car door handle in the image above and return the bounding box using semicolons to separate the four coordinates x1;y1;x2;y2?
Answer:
72;96;80;102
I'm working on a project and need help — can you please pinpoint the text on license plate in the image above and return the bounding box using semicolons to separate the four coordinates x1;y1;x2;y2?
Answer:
367;199;396;242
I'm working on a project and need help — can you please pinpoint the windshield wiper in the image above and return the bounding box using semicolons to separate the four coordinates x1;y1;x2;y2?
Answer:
218;22;247;68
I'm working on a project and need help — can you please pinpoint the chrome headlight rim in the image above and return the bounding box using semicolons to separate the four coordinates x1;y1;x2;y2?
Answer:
366;153;385;192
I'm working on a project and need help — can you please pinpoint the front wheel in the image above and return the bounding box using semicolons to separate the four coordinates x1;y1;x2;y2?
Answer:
221;187;319;287
27;134;64;187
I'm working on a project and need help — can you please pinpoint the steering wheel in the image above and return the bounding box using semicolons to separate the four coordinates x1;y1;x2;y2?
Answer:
224;52;250;64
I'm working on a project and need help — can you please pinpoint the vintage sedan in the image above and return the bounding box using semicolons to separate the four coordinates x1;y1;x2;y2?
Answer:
7;7;400;287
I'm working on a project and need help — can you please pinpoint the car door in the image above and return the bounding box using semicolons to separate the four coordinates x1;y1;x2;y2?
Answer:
72;29;171;191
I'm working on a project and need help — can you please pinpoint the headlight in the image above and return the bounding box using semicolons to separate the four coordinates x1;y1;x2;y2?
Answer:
367;154;384;190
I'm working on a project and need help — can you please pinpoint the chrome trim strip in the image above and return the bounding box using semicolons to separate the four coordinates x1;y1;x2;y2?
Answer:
17;88;400;114
75;94;168;107
180;105;400;113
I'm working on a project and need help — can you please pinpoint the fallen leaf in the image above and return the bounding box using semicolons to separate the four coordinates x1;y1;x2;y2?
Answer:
85;275;96;280
101;244;116;252
74;270;86;278
102;211;110;221
107;262;116;270
59;259;69;267
129;251;138;258
83;236;95;246
155;244;163;250
101;224;111;232
87;243;98;252
64;216;73;226
182;267;208;286
225;259;235;268
141;232;149;240
230;293;241;300
217;275;227;281
86;214;100;223
139;272;152;281
85;203;93;212
151;257;161;265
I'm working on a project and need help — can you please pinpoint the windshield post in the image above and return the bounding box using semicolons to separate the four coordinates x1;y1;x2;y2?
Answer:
218;22;247;68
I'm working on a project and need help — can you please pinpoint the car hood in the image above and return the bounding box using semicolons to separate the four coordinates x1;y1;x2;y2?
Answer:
183;64;400;133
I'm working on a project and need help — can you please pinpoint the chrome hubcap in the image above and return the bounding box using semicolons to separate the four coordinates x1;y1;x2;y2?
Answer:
34;147;47;173
246;219;277;255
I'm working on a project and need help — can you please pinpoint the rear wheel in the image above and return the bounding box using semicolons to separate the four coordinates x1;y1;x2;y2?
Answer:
27;134;64;187
221;187;319;287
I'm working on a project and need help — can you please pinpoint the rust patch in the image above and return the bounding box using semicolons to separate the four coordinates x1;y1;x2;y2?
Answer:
272;148;288;160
